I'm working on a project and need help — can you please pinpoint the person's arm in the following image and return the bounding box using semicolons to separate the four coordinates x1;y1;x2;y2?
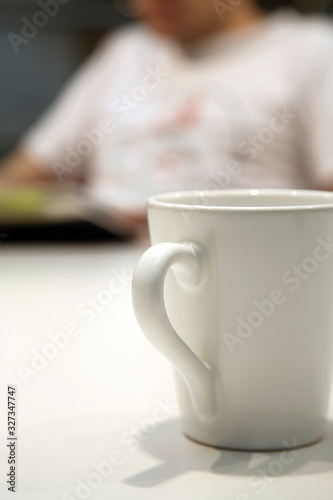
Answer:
0;30;121;190
0;28;149;238
297;22;333;191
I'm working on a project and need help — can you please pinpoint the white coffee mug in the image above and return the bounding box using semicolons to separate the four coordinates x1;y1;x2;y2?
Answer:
132;189;333;451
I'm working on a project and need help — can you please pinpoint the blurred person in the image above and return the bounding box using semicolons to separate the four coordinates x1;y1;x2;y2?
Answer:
1;0;333;236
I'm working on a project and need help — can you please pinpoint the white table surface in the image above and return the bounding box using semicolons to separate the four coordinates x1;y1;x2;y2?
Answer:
0;243;332;500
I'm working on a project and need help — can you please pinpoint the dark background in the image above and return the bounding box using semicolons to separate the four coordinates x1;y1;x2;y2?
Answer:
0;0;332;159
0;0;129;158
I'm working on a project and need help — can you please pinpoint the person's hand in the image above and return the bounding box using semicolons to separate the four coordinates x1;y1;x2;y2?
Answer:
0;179;7;191
87;204;149;241
122;211;149;241
108;209;149;241
0;150;53;186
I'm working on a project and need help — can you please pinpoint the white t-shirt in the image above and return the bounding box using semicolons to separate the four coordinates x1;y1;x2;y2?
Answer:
22;10;333;212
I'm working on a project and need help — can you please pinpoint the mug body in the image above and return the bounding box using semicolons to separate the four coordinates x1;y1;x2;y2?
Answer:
147;189;333;450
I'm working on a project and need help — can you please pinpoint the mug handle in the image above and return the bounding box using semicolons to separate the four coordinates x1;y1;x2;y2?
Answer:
132;242;216;419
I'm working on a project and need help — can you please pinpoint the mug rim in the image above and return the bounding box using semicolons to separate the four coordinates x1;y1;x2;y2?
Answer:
147;189;333;212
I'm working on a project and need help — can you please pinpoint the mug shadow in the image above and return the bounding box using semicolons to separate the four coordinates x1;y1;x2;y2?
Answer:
122;418;333;488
